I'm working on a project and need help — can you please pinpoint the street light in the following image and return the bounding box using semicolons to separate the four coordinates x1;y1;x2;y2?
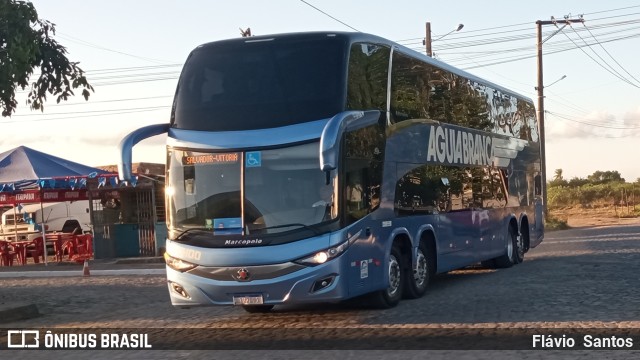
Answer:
535;75;566;91
546;74;567;88
433;24;464;42
425;23;464;57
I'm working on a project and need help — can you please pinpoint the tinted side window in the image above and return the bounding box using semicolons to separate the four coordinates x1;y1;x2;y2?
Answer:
395;165;507;215
395;165;448;215
390;52;492;131
390;52;430;123
344;122;385;224
347;43;390;111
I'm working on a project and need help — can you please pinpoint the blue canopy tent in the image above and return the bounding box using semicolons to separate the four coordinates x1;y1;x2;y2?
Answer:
0;146;117;264
0;146;107;187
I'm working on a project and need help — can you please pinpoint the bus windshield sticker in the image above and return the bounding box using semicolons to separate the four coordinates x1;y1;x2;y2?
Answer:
183;152;240;165
245;151;262;168
213;217;242;235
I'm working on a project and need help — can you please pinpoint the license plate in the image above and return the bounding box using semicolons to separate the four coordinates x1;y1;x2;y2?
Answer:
233;294;264;305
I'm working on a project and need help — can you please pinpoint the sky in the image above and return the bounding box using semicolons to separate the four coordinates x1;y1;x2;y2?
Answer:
2;0;640;181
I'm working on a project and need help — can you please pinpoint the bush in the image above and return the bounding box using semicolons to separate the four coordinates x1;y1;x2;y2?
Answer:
545;215;570;231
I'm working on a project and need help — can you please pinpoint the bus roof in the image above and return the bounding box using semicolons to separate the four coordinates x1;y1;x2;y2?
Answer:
193;31;534;104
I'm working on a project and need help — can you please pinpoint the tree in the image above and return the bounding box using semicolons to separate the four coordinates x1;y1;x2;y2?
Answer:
549;168;567;187
587;170;624;185
0;0;93;116
567;176;589;187
553;169;563;182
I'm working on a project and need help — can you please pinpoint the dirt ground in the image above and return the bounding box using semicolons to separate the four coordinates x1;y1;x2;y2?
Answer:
550;205;640;228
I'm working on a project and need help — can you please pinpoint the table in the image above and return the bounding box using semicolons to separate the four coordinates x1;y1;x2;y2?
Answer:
45;233;78;262
5;240;30;265
0;240;18;266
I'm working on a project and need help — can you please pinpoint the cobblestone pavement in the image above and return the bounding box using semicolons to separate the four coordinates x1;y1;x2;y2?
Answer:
1;224;640;359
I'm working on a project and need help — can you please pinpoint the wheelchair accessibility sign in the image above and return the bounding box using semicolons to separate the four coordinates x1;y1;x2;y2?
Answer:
245;151;262;167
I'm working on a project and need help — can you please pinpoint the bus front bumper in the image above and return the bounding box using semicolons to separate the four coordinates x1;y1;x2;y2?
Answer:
165;257;349;307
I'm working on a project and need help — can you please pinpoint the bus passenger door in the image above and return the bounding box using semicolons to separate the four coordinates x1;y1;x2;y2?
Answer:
342;119;385;297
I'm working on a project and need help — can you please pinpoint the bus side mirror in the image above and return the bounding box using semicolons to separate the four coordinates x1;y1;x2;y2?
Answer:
118;123;170;181
319;110;381;172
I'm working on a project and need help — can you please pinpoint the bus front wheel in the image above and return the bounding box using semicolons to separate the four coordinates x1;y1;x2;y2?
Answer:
367;244;404;308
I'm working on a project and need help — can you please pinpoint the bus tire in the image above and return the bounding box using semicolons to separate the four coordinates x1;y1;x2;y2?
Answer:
494;225;518;268
367;244;404;308
403;241;432;299
242;305;274;313
480;259;496;269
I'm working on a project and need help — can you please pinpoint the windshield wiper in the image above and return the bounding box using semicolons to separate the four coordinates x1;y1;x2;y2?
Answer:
175;227;211;240
251;223;320;235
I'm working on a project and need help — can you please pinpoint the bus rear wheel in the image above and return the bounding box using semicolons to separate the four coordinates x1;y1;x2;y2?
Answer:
403;242;432;299
494;225;519;268
242;305;274;313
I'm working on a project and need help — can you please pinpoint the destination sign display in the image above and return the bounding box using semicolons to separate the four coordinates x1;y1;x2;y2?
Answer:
183;152;240;165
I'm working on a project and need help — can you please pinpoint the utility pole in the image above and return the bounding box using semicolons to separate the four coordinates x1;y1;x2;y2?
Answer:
424;22;463;57
425;22;432;56
536;16;583;217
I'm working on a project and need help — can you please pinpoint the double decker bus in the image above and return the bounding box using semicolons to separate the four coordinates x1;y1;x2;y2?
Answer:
118;32;544;312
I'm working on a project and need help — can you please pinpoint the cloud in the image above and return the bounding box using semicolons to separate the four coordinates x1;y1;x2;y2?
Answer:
623;106;640;134
545;110;639;141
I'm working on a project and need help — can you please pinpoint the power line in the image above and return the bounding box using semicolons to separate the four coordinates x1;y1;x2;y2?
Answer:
455;32;640;70
88;70;181;81
549;115;632;138
546;110;640;129
582;23;640;85
10;105;171;117
1;107;170;123
37;95;172;108
58;33;173;64
86;64;183;75
89;76;179;87
298;0;360;32
583;4;640;16
560;23;640;88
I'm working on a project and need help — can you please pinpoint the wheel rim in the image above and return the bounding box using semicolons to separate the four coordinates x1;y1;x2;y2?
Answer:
414;249;428;288
506;230;514;259
516;234;524;258
387;254;401;297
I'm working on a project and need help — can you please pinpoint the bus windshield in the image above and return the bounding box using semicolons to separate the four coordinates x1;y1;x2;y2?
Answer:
171;35;347;131
166;142;338;239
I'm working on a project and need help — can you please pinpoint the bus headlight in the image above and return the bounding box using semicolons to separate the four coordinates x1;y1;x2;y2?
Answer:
295;240;350;266
164;252;197;272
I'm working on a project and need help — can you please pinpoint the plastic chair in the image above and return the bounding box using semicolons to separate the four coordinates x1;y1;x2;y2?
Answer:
61;237;76;260
85;234;93;256
72;234;93;263
27;237;45;264
0;240;17;266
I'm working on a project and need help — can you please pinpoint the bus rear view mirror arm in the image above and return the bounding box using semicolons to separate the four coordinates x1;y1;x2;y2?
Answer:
320;110;381;172
118;123;171;181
